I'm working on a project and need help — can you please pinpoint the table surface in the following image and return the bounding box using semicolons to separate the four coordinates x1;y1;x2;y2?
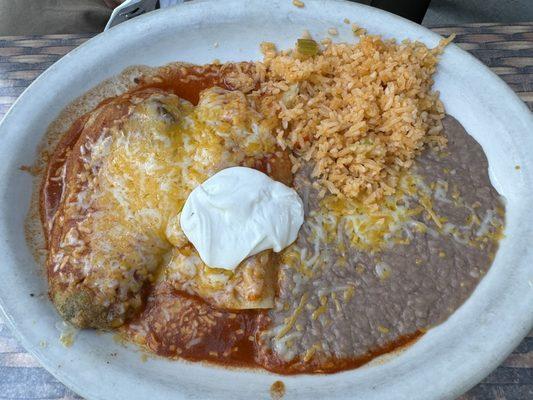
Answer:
0;22;532;400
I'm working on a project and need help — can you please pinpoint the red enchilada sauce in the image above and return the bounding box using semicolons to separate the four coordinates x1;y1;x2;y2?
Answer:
41;63;421;374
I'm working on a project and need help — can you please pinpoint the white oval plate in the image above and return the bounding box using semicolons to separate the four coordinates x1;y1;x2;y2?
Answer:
0;1;532;399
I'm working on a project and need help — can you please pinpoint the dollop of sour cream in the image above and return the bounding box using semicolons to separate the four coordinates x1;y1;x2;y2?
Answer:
180;166;304;270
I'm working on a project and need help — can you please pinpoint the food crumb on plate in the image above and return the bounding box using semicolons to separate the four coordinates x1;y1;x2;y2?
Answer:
260;41;277;56
270;380;286;399
292;0;305;8
55;321;78;348
59;328;77;348
351;23;367;36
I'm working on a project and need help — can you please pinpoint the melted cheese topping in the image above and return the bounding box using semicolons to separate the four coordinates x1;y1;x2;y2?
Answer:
265;171;504;356
293;172;503;259
164;246;276;309
54;87;280;312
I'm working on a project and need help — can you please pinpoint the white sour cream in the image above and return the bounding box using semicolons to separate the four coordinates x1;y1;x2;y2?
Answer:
180;166;304;270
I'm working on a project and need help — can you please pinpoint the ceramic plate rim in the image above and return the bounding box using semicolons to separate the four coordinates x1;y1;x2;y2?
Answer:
0;1;532;399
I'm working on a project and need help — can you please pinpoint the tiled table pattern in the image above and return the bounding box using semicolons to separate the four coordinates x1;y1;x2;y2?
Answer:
0;23;532;400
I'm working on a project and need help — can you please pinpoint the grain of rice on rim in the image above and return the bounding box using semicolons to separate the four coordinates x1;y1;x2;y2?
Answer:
351;24;367;36
246;33;454;205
